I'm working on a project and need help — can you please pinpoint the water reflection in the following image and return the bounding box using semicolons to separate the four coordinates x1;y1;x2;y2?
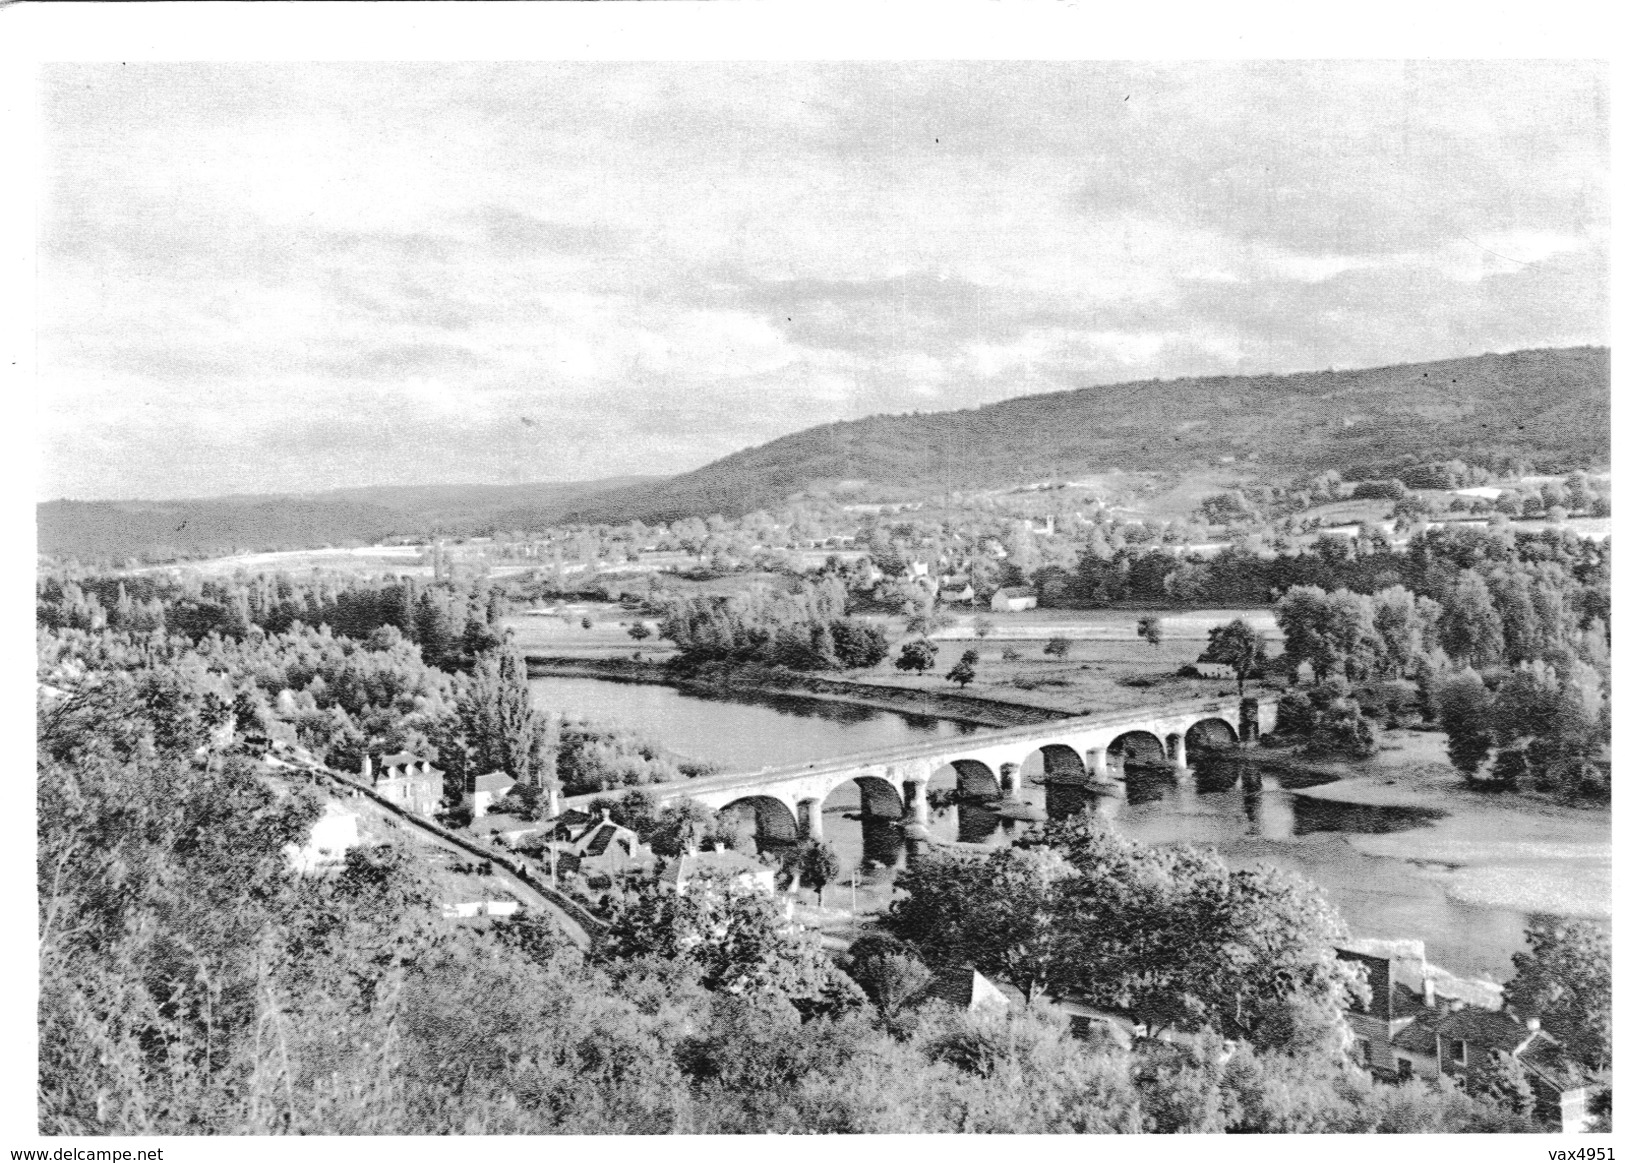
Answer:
1291;796;1448;836
531;674;992;772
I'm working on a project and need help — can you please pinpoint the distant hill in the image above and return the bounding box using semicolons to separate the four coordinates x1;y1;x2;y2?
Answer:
564;347;1609;523
37;477;661;564
39;347;1609;561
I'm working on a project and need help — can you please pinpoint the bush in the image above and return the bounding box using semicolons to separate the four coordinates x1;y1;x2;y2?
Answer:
1306;706;1378;759
1274;690;1316;737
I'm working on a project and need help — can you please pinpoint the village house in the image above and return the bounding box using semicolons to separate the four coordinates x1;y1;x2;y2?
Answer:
1337;946;1596;1133
363;751;445;816
543;807;600;845
938;576;976;604
467;811;546;847
990;586;1039;612
658;848;776;896
466;770;516;819
571;819;649;879
283;798;361;874
925;966;1011;1015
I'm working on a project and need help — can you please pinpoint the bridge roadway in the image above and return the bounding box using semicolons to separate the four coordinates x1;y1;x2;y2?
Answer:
562;695;1276;843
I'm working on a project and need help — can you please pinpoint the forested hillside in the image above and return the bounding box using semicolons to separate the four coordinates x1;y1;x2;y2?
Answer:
37;348;1608;559
567;347;1609;522
37;477;660;564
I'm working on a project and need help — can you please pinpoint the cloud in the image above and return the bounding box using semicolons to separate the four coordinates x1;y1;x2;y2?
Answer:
308;342;488;379
35;61;1609;501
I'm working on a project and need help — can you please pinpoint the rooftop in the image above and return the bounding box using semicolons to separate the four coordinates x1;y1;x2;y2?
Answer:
658;849;771;885
1436;1007;1539;1056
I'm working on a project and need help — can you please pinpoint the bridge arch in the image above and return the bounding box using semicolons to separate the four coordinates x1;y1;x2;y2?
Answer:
1108;730;1166;765
718;794;800;847
1024;743;1088;783
824;775;905;820
928;758;1002;801
1185;717;1240;751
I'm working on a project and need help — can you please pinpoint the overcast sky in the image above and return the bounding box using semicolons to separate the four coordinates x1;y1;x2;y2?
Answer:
39;60;1607;501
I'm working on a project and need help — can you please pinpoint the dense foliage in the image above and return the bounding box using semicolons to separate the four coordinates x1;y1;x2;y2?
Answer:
658;576;890;671
39;683;1533;1134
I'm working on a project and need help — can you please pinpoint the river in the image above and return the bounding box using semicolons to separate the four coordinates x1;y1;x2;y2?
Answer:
531;674;1607;983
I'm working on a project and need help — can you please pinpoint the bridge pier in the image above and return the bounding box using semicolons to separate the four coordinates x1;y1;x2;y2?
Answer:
904;780;930;826
798;798;824;841
1166;732;1191;780
1085;748;1110;780
1000;762;1022;797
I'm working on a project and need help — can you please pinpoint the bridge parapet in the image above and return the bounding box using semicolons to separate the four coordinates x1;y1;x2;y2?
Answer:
560;695;1274;814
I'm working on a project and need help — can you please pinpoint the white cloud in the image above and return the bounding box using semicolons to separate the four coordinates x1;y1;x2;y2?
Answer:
36;61;1609;499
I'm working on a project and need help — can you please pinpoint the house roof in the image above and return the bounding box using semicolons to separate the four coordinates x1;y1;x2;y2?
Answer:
468;812;536;837
993;586;1037;599
555;852;582;877
1392;1014;1441;1055
472;771;516;792
1518;1035;1594;1093
379;751;426;768
1390;982;1435;1022
658;849;769;885
581;821;638;858
1436;1007;1538;1056
926;966;1008;1011
552;808;596;827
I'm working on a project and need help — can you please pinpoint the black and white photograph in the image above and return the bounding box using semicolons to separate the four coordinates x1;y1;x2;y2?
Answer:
16;18;1611;1148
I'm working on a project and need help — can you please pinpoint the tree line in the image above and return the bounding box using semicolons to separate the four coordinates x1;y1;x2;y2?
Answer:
657;575;890;672
39;676;1604;1134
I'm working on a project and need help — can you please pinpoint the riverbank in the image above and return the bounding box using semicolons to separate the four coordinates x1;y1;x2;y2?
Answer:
525;654;1075;728
1263;730;1612;924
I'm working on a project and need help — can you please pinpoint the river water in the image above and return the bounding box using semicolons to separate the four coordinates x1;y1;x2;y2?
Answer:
531;674;1597;982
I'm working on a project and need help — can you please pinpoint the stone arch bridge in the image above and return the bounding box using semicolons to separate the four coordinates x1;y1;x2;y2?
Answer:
562;696;1274;845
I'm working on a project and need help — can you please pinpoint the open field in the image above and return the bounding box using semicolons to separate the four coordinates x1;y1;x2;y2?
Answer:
507;602;1273;716
933;606;1279;641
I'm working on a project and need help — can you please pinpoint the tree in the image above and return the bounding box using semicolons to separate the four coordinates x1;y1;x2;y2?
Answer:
1042;636;1072;660
601;878;862;1017
627;620;652;642
459;649;544;788
1371;585;1438;677
1504;917;1611;1071
1136;615;1163;648
973;846;1079;1004
904;601;951;638
1198;619;1267;698
799;841;844;907
840;935;934;1032
1438;571;1504;669
972;616;994;640
1434;668;1495;782
830;618;890;668
1465;1051;1536;1118
946;653;976;688
894;640;937;674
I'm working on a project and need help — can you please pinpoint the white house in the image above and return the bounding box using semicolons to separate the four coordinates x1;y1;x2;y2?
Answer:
467;770;516;819
284;800;361;874
658;849;776;896
990;586;1039;612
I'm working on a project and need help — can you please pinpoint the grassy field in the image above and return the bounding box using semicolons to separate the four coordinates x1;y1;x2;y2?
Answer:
933;607;1279;641
506;602;1273;715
